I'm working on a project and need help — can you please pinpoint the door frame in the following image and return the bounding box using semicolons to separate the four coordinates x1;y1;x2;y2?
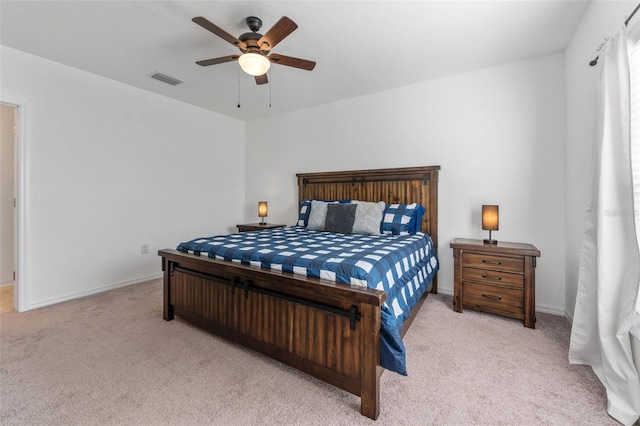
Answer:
1;98;26;312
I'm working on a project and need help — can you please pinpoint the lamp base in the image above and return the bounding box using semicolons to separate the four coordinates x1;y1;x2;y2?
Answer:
483;239;498;245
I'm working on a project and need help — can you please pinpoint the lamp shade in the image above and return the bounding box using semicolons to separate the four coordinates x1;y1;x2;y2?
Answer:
258;201;268;218
238;53;271;76
482;205;499;230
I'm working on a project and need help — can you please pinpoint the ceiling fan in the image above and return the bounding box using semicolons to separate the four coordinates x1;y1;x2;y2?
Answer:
193;15;316;85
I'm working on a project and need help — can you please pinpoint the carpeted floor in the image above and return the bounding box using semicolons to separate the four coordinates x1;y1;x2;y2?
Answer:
0;279;616;425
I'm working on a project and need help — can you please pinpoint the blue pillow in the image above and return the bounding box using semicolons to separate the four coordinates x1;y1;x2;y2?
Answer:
297;200;312;226
409;204;426;233
381;203;421;235
297;199;351;227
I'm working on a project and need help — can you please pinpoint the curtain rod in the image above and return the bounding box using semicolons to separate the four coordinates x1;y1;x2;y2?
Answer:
589;2;640;66
626;2;640;26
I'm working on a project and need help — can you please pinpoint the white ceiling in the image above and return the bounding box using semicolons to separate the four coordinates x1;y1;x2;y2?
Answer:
0;1;591;122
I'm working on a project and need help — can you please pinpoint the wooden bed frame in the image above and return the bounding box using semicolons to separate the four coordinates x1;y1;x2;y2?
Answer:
159;165;440;419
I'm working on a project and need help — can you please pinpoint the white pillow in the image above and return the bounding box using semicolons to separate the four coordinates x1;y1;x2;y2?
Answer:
307;200;329;231
352;201;386;235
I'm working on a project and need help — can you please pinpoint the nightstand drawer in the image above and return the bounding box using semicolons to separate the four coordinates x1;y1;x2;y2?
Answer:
462;282;524;319
462;267;524;289
462;252;524;273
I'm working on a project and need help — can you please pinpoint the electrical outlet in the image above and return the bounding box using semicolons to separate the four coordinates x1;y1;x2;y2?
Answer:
141;244;149;254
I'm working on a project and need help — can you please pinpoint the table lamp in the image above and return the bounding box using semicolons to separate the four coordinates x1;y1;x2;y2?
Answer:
482;205;499;245
258;201;268;225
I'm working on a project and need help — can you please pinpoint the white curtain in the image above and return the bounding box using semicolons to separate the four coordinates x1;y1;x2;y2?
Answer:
569;24;640;426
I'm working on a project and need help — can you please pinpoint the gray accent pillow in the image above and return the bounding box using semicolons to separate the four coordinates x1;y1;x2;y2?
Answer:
307;200;329;231
352;201;386;235
324;203;357;234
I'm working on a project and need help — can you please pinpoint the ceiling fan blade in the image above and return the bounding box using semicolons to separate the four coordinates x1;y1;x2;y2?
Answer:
192;16;246;50
196;55;239;66
269;54;316;71
255;74;269;85
258;16;298;51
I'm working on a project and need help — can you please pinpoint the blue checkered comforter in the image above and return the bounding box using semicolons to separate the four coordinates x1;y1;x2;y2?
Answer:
176;226;439;375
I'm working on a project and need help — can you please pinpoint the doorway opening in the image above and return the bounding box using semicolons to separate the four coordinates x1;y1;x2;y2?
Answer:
0;101;21;313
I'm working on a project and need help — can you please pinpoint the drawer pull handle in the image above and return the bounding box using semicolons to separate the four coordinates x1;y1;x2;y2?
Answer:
482;294;502;301
481;274;502;281
482;259;502;265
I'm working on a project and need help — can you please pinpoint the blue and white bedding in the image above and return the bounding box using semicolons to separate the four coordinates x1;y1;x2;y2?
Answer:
176;226;439;375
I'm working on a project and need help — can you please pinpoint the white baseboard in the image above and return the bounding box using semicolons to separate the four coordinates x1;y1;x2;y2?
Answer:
536;303;566;316
0;280;14;287
437;288;453;296
26;272;163;311
564;309;575;324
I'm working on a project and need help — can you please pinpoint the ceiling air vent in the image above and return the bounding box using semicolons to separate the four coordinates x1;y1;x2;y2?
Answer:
150;72;183;86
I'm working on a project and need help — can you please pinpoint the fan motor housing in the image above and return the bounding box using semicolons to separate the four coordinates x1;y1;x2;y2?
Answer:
239;32;261;42
240;16;264;49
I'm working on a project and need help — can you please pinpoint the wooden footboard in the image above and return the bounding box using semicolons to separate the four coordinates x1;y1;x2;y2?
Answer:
160;249;386;419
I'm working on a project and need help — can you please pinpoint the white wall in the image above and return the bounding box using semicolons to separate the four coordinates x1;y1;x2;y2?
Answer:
7;0;623;315
1;46;245;311
245;53;566;314
0;104;15;285
564;1;637;320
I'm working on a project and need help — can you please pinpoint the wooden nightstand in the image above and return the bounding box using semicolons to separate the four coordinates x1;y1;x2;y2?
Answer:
236;223;286;233
450;238;540;328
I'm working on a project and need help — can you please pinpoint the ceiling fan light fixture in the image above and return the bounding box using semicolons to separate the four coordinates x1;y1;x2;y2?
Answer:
238;52;270;76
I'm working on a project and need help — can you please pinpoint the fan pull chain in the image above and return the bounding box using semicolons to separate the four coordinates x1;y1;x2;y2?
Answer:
237;64;241;108
269;69;272;108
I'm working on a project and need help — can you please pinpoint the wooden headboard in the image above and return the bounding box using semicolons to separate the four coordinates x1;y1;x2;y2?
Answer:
296;166;440;250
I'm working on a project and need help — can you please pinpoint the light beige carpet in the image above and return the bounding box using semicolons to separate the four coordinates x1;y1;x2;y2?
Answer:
0;279;615;425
